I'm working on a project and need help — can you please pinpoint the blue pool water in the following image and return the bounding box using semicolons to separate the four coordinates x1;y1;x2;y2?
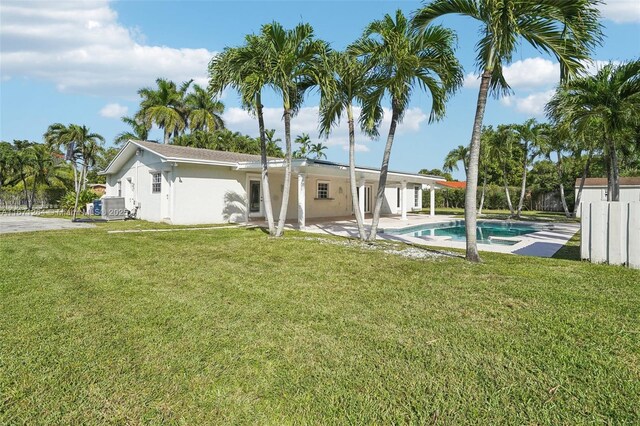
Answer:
384;220;539;245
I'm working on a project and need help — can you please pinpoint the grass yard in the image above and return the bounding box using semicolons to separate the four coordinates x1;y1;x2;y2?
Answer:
1;221;638;424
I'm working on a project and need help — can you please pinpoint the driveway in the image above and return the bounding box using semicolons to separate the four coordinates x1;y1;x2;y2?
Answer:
0;216;95;234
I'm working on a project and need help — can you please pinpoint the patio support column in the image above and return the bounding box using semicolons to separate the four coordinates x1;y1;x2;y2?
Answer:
358;179;365;218
430;186;435;217
297;173;306;229
400;181;407;220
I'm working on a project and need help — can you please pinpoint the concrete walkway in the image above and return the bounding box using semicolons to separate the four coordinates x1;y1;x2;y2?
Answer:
0;216;95;234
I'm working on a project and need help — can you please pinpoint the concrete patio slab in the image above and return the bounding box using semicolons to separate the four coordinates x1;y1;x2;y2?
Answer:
278;214;579;258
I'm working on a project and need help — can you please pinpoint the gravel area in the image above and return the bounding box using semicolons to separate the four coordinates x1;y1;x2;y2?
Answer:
290;236;459;260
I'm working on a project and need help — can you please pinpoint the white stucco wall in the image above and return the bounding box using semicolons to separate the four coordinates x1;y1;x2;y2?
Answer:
105;150;164;222
171;163;247;224
106;149;433;225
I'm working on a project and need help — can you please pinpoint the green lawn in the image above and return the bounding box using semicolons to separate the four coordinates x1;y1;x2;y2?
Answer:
1;222;638;424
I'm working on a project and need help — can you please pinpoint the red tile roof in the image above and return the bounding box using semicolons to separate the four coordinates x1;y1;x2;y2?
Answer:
438;181;466;189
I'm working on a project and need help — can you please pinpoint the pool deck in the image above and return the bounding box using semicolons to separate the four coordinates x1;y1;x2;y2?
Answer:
281;214;579;258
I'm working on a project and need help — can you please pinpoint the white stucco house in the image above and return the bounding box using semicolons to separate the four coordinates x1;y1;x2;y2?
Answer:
101;140;445;226
575;177;640;217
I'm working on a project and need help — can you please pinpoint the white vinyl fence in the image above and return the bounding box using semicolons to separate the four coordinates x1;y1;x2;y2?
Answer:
580;201;640;269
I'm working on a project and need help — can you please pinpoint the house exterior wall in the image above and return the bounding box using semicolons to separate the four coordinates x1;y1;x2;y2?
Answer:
171;163;247;224
105;150;164;222
576;186;640;217
106;149;434;225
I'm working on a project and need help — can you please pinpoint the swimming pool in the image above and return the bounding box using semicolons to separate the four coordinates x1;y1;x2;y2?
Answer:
383;220;540;245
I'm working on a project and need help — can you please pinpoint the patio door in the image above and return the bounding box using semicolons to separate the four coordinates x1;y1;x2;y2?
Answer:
356;185;373;214
248;179;262;217
364;185;372;213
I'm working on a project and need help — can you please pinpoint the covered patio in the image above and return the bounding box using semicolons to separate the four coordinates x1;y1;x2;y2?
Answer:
236;158;445;228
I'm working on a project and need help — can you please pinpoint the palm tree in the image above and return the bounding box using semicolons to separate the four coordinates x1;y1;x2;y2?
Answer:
209;33;278;235
317;50;374;240
443;145;469;175
185;84;225;132
261;22;328;237
0;141;15;190
265;129;284;157
9;140;34;209
351;10;462;241
310;142;328;159
477;128;492;215
137;78;191;144
414;0;602;262
28;144;60;209
115;116;150;145
44;124;104;219
513;118;545;218
536;123;572;217
546;60;640;202
293;133;312;158
487;125;517;216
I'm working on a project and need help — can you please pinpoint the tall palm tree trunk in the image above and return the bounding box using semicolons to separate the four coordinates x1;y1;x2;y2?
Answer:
573;149;592;217
30;177;38;211
81;163;88;190
367;106;399;242
275;107;293;237
20;173;31;210
503;166;514;215
555;151;570;217
256;94;276;236
464;69;492;262
347;104;366;240
478;164;487;215
515;141;528;217
608;137;620;201
163;128;171;145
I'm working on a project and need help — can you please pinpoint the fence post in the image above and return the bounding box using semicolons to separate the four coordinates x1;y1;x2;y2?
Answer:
629;203;640;269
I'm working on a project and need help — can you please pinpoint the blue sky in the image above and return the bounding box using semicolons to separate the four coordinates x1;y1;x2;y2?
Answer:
1;1;639;180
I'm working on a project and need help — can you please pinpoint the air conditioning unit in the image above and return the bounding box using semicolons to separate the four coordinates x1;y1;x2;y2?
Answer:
101;197;127;221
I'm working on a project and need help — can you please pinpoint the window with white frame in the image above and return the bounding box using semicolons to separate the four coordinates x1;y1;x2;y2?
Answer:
317;181;330;199
151;172;162;193
117;180;122;197
414;185;421;208
397;187;401;208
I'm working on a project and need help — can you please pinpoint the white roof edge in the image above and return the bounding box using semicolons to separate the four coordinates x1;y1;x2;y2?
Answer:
235;159;443;181
100;140;136;175
161;157;238;167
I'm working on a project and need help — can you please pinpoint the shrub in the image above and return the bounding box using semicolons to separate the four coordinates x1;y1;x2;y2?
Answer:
60;190;98;212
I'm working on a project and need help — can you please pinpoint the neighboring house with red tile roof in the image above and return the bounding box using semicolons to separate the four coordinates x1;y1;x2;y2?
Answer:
435;181;466;189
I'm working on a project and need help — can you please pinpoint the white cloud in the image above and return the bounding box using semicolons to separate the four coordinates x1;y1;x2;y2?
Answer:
500;89;555;116
99;102;128;118
0;0;215;96
464;57;560;89
222;105;428;152
599;0;640;23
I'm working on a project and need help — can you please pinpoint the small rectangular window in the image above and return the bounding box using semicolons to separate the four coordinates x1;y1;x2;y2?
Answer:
317;182;329;199
397;187;400;208
117;180;122;197
414;185;421;208
151;172;162;193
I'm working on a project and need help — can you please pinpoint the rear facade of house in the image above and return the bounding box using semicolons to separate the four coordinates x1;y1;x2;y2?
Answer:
102;140;444;226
